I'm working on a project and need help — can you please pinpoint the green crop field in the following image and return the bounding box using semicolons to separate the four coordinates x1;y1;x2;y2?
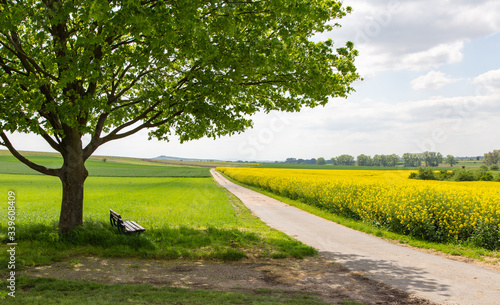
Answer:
0;154;211;177
0;152;324;303
0;174;315;265
0;153;316;270
0;174;245;228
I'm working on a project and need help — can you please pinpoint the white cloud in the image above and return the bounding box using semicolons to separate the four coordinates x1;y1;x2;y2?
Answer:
352;41;465;76
356;41;465;75
330;0;500;73
277;87;500;154
6;90;500;160
411;71;461;90
401;41;464;71
472;68;500;95
5;1;500;161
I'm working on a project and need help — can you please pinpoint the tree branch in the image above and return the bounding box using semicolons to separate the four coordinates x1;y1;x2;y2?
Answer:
82;112;108;160
110;63;133;99
115;69;153;100
0;55;29;76
110;38;136;51
38;92;64;132
146;110;184;129
239;79;288;86
83;104;183;160
110;99;144;112
101;109;183;143
81;100;161;159
104;100;162;137
5;31;58;81
0;131;60;177
39;128;63;153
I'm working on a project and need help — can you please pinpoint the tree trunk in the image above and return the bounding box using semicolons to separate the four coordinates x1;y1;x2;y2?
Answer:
58;130;88;233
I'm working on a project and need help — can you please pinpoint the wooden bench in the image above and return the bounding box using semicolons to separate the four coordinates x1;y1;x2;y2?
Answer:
109;209;146;235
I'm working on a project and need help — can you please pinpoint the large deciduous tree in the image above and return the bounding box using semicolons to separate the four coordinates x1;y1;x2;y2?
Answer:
444;155;457;167
336;154;355;166
484;150;499;166
0;0;359;232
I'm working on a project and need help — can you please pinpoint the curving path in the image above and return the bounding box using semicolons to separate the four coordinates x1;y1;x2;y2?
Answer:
211;169;500;305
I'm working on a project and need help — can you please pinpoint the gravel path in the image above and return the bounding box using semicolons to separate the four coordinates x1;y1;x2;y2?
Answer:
211;169;500;305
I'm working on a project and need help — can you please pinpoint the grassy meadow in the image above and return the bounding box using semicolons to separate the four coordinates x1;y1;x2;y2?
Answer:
0;152;327;304
0;152;317;271
0;153;212;177
1;277;332;305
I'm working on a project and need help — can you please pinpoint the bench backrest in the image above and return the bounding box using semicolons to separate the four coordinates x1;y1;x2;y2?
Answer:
110;209;123;227
109;209;145;234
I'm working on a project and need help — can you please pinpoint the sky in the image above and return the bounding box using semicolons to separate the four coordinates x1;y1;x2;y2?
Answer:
5;0;500;161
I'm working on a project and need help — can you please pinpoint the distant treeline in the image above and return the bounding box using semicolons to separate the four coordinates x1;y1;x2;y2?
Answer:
284;150;499;167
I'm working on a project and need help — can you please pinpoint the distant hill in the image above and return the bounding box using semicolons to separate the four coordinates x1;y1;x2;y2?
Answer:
153;155;224;162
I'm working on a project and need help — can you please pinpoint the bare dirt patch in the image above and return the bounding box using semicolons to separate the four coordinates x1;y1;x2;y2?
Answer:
22;255;435;305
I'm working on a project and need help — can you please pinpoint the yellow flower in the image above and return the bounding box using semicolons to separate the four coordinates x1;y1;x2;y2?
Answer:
217;167;500;245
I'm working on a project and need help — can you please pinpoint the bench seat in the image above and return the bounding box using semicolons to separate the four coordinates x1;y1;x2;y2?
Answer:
110;209;146;235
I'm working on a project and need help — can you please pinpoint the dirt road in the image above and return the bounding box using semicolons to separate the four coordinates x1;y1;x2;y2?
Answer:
211;169;500;305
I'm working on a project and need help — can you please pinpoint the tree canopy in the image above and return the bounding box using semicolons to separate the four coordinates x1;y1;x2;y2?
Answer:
0;0;360;232
444;155;458;167
484;150;499;166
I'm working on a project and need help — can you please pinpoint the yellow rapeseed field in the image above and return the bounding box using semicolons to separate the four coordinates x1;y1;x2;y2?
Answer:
218;167;500;248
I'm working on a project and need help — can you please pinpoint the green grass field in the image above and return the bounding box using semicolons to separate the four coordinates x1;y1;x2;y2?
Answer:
0;154;211;177
0;173;316;268
0;152;323;303
0;175;235;227
0;277;331;305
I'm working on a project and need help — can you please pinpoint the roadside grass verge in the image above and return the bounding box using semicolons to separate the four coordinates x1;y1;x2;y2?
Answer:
219;172;500;264
0;174;316;271
0;277;330;305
